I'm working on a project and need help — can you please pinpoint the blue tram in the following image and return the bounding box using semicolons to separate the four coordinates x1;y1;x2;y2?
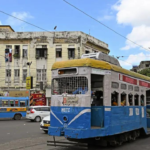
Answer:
48;52;150;146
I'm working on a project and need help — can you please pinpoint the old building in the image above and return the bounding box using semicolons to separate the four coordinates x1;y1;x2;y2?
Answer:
131;61;150;72
0;25;110;103
138;61;150;71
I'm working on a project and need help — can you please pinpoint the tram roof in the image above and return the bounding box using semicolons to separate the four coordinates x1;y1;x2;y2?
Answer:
52;58;150;82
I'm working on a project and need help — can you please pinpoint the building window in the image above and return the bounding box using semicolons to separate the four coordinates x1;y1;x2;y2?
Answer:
15;69;20;77
23;69;27;83
23;45;28;58
36;47;47;58
6;69;11;77
56;48;62;58
146;64;149;67
5;69;11;83
14;45;20;58
68;48;75;59
14;69;20;83
5;45;12;62
37;69;46;82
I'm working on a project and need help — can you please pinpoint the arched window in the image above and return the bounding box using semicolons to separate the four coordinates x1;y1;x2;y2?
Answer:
140;95;144;106
121;92;126;106
111;91;118;106
134;94;139;106
128;93;133;106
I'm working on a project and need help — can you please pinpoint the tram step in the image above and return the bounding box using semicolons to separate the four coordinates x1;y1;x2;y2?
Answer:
147;128;150;134
91;126;101;129
47;140;88;149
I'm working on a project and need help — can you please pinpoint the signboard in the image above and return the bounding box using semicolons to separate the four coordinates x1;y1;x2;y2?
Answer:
26;76;33;89
139;80;150;88
92;68;111;75
119;74;150;88
119;74;137;85
30;94;46;106
63;96;79;105
9;91;29;97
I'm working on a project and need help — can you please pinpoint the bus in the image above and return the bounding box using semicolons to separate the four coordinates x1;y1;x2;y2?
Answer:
0;97;29;120
47;52;150;147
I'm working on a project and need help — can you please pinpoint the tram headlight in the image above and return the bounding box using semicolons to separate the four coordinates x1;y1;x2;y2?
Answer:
63;116;68;122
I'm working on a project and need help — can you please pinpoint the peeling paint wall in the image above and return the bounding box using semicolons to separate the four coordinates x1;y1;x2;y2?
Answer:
0;31;109;90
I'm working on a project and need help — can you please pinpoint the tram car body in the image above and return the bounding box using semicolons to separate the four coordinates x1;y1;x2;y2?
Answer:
48;52;150;145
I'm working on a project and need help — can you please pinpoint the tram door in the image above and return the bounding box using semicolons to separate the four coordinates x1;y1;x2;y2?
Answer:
91;74;104;128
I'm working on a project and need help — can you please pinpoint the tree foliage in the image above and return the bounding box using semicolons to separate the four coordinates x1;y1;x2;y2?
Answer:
138;68;150;77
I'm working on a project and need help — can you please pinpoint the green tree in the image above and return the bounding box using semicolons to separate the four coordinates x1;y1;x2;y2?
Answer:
138;68;150;77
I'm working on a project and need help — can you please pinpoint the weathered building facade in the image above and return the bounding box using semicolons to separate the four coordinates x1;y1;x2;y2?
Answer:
0;25;110;93
131;61;150;72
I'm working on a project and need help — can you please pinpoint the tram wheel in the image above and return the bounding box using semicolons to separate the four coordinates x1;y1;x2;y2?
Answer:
118;141;123;146
131;131;136;141
136;130;140;137
14;114;21;120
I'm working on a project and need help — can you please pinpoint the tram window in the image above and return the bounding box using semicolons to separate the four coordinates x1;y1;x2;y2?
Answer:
111;82;119;89
134;95;139;106
146;90;150;105
52;77;88;95
0;101;2;107
121;93;126;106
20;101;25;107
15;100;18;107
141;95;144;106
134;86;139;92
128;94;133;106
2;100;8;107
121;84;126;90
128;85;133;91
10;100;14;107
111;92;118;106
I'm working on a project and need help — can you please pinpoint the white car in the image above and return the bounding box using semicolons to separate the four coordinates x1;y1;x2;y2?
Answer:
40;115;50;133
26;106;50;122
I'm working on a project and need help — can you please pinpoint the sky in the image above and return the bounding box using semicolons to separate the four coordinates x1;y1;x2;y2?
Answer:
0;0;150;70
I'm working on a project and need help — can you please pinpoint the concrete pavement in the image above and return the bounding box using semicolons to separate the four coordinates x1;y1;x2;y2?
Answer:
0;119;150;150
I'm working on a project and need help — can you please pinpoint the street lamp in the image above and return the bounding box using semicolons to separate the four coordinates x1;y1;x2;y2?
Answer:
27;61;32;76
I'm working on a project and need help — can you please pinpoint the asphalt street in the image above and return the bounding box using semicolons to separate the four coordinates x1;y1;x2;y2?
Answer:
0;119;150;150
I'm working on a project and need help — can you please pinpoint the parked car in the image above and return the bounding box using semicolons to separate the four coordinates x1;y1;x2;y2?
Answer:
26;106;50;122
40;115;50;133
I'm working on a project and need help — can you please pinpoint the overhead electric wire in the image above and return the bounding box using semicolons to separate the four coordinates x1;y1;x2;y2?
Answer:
63;0;150;52
0;5;149;69
0;10;49;32
0;6;149;51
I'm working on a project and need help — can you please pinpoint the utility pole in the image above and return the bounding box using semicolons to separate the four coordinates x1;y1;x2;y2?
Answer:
27;61;32;106
8;53;10;91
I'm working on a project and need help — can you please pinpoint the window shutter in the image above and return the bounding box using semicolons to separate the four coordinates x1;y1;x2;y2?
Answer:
44;49;47;58
72;49;75;59
23;49;25;57
24;49;27;57
68;49;71;59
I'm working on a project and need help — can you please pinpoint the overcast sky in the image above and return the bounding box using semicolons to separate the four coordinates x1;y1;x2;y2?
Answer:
0;0;150;70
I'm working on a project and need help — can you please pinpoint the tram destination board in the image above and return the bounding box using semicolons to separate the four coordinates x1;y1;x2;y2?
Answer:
63;96;79;105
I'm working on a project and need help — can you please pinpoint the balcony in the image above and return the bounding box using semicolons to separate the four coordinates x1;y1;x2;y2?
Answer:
13;53;20;59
